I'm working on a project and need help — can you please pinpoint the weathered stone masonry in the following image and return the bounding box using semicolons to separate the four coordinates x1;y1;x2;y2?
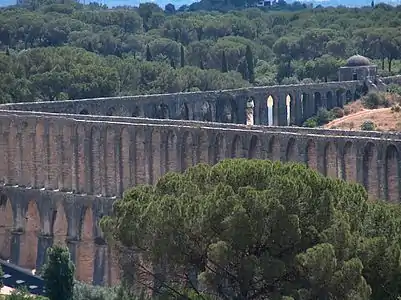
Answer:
1;65;401;286
1;81;360;126
0;108;401;285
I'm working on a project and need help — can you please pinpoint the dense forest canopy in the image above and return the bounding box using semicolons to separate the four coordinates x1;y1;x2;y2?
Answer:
0;0;400;103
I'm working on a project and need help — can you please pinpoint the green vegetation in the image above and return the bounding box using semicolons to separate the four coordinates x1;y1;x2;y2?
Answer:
42;245;75;300
4;160;401;299
361;120;376;131
101;159;401;299
303;107;336;127
0;0;400;103
362;92;389;109
388;84;401;96
2;1;401;299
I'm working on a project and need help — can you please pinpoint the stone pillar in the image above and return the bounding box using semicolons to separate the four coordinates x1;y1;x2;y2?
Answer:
321;93;328;109
100;131;107;196
0;129;10;185
210;102;217;123
29;132;37;188
7;124;17;186
104;245;120;287
44;123;51;190
16;131;23;186
66;239;79;266
377;155;385;200
277;94;288;126
294;92;303;126
93;243;108;286
84;130;92;195
338;92;346;108
145;130;153;185
36;234;53;270
302;94;312;120
327;91;335;110
308;94;316;118
256;97;268;125
71;130;79;194
252;98;260;125
56;132;64;191
10;230;22;264
355;148;365;187
105;128;117;197
316;141;326;175
115;134;123;198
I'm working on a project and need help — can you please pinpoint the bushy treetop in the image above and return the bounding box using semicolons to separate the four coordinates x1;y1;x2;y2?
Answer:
102;159;401;300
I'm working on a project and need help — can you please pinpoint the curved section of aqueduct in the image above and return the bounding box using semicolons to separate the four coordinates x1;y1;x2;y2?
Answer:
0;79;400;285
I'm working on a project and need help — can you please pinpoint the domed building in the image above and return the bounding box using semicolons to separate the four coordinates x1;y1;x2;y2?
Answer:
338;55;377;82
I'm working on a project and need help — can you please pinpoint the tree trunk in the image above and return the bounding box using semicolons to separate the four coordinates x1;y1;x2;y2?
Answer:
388;58;392;73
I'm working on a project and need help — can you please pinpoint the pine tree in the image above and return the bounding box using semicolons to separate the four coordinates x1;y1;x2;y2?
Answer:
180;45;185;68
42;245;75;300
245;45;255;83
221;50;228;73
146;45;152;61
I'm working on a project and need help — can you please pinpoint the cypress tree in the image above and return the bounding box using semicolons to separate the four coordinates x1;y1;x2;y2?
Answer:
180;45;185;68
170;59;176;69
200;59;204;70
221;50;228;73
245;45;255;83
146;45;152;61
43;245;75;300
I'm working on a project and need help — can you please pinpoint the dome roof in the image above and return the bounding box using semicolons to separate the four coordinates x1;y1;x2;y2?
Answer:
345;55;371;67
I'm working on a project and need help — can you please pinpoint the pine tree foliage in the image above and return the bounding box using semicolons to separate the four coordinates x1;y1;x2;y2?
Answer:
102;159;401;300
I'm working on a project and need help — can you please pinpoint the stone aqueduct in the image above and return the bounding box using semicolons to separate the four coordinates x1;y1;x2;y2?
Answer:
0;79;401;286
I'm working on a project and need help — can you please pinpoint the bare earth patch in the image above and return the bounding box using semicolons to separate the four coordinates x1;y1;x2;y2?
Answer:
325;94;401;131
325;107;401;131
343;100;365;115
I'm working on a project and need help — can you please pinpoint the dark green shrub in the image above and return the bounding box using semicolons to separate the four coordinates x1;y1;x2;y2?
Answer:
303;108;336;128
331;107;344;118
303;117;318;127
391;104;401;112
362;92;386;109
387;84;401;96
316;108;335;125
73;282;118;300
73;282;149;300
361;120;376;131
